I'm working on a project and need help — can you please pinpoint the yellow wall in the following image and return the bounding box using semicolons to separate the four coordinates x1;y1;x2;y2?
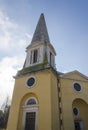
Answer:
73;99;88;130
7;69;88;130
50;71;60;130
60;74;88;130
7;69;59;130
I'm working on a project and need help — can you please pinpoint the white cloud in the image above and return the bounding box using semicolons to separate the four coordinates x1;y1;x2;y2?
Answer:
0;56;25;108
18;39;27;47
0;10;32;108
0;10;17;50
0;31;12;50
25;33;32;39
0;10;32;52
0;10;18;30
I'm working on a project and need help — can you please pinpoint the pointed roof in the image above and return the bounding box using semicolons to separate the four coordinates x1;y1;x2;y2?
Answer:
31;13;50;44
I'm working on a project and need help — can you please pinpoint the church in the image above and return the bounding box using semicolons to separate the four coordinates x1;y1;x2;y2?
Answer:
7;14;88;130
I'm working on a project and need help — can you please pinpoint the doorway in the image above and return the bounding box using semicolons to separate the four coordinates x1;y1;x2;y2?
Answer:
74;120;83;130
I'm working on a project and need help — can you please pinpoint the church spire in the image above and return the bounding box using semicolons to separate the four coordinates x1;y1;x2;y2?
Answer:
17;13;56;74
31;13;50;44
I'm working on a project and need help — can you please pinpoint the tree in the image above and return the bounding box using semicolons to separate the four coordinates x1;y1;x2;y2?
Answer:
4;105;10;129
0;110;4;128
0;96;11;129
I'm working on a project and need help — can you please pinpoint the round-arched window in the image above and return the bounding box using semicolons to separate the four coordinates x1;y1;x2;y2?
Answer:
73;83;82;92
73;108;79;116
27;98;36;105
23;97;38;130
25;97;38;106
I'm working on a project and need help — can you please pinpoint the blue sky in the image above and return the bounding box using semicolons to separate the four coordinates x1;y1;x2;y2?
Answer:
0;0;88;107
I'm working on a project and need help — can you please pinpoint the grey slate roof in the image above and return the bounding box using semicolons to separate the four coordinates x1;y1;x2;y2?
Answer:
31;13;50;44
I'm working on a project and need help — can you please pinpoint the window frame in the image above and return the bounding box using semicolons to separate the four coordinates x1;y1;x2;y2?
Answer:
74;120;84;130
25;97;38;106
22;97;38;130
26;76;36;88
73;107;79;116
30;48;40;65
73;82;82;92
33;49;38;63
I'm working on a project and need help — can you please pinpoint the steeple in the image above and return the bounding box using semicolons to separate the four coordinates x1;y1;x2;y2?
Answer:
17;14;56;76
31;13;50;44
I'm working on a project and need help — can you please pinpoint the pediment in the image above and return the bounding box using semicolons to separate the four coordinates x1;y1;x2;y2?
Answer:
61;70;88;81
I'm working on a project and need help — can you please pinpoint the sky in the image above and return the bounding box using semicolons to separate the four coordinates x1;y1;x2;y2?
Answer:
0;0;88;108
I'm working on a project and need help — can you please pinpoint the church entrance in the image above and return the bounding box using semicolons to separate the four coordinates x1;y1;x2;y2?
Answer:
74;120;83;130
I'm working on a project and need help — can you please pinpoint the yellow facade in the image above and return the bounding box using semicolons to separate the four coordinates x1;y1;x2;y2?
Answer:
59;71;88;130
7;70;60;130
7;14;88;130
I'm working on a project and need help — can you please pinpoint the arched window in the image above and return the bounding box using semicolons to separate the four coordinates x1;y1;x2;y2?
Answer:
23;97;38;130
26;98;36;105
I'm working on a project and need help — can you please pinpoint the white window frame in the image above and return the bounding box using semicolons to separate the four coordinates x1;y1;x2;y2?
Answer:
49;51;55;67
30;48;40;65
22;97;38;130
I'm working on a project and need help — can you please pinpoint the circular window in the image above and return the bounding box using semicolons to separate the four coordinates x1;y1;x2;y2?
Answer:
26;77;36;88
73;83;82;92
73;108;79;116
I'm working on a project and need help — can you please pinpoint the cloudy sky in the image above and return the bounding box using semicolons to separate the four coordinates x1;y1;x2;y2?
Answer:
0;0;88;108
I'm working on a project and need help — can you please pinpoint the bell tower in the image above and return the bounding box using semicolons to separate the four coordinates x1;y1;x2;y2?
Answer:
24;13;56;69
7;14;60;130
